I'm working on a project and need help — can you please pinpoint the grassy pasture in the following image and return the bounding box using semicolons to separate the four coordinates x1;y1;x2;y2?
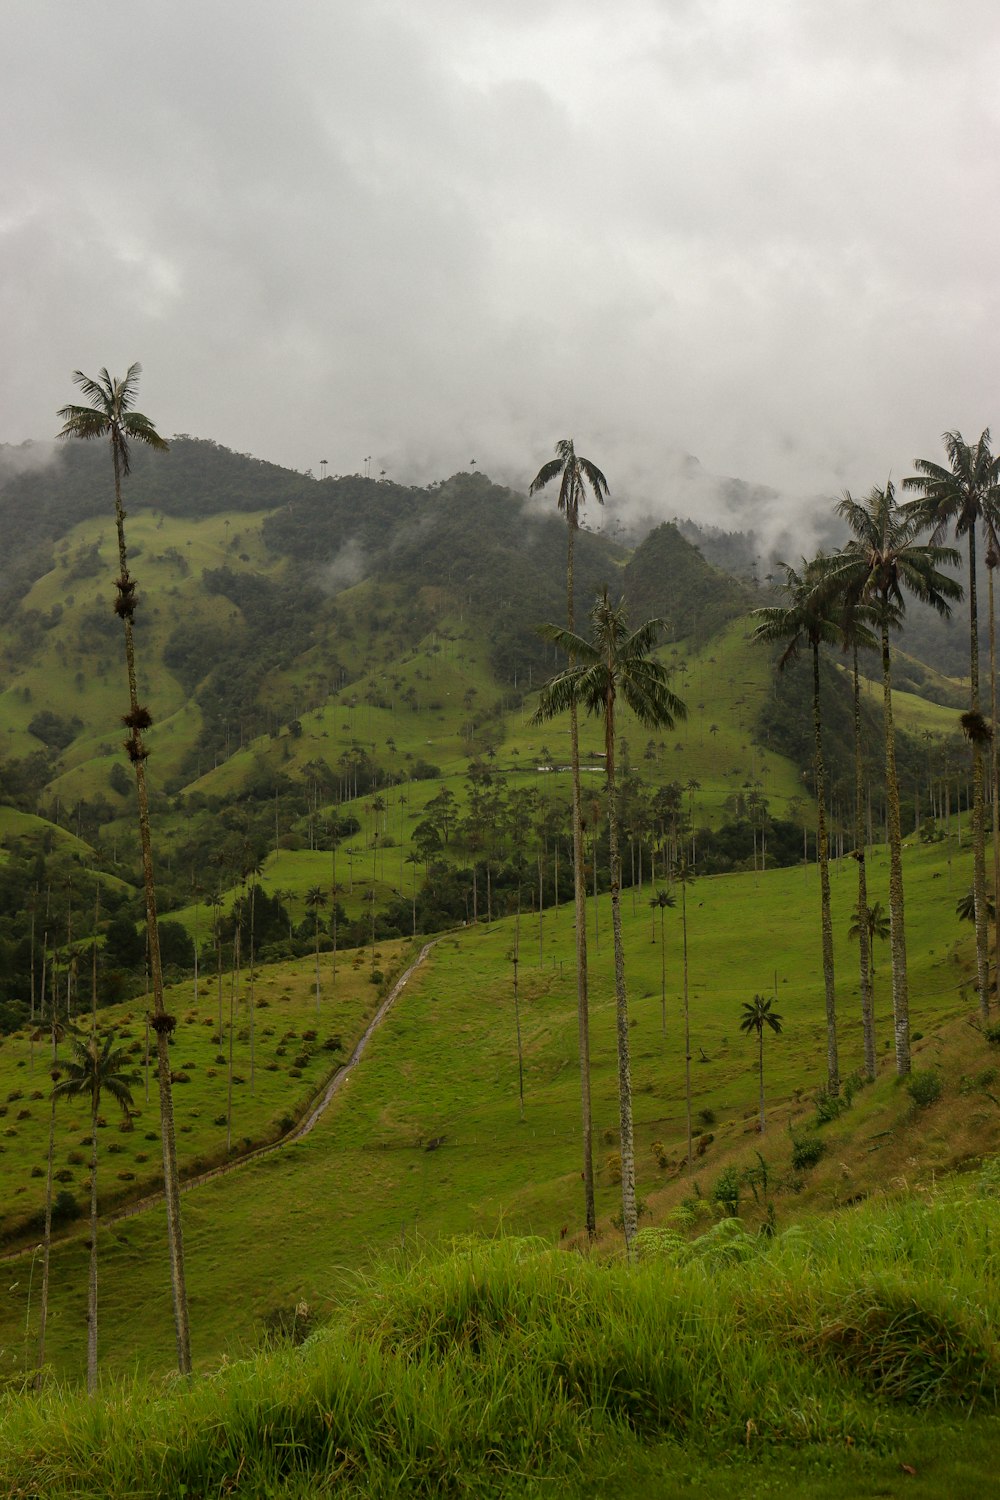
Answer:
0;829;994;1386
0;943;412;1248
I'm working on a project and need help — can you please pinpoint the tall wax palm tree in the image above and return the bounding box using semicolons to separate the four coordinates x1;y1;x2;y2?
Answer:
752;557;847;1095
57;365;191;1374
829;583;880;1079
649;888;676;1034
834;483;961;1073
904;430;1000;1020
849;900;890;971
673;855;695;1166
529;439;608;1238
305;886;327;1012
53;1030;137;1395
534;589;685;1256
35;1023;64;1388
739;995;783;1134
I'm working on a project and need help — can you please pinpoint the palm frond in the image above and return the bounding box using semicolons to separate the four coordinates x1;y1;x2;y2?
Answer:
578;458;609;504
56;406;110;442
528;458;563;496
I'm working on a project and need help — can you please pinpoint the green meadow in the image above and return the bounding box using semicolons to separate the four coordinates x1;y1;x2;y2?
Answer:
1;827;994;1393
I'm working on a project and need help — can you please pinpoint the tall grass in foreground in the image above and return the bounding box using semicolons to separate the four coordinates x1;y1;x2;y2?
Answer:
2;1165;998;1498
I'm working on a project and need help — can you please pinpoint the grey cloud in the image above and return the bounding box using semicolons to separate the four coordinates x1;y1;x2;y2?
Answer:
2;0;999;541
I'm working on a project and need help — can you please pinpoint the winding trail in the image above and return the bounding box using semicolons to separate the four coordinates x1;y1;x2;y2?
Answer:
1;939;438;1262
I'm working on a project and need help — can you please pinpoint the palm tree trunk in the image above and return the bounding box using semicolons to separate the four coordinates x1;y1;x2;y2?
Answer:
990;566;1000;991
881;613;910;1074
812;643;838;1094
681;873;692;1167
758;1028;765;1134
566;517;595;1238
35;1084;57;1387
853;644;875;1080
660;906;667;1035
969;529;990;1018
87;1093;99;1396
111;443;192;1375
249;884;256;1093
604;692;637;1256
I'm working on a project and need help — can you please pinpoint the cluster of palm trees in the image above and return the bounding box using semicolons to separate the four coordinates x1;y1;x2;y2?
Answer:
752;431;1000;1094
531;430;998;1255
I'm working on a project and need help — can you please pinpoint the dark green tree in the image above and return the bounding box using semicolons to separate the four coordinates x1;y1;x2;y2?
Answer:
649;888;676;1035
534;589;685;1256
833;482;961;1074
739;994;783;1134
53;1030;137;1394
752;557;851;1095
904;430;1000;1020
57;365;191;1372
530;439;609;1238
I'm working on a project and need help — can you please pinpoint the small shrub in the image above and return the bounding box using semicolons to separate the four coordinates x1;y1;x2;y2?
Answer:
697;1107;717;1127
54;1168;73;1183
15;1109;31;1121
67;1150;84;1166
710;1166;741;1217
170;1072;191;1085
323;1036;342;1052
605;1152;622;1184
30;1165;43;1178
985;1022;1000;1047
906;1070;942;1109
791;1135;826;1171
293;1053;311;1069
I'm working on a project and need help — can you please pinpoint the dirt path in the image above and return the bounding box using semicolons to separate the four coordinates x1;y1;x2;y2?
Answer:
1;939;438;1262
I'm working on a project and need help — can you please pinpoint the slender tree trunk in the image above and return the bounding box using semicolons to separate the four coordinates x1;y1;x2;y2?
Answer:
605;694;637;1256
566;517;595;1238
87;1091;99;1396
758;1029;766;1134
513;899;525;1122
853;645;875;1080
35;1079;58;1387
660;906;667;1035
681;873;692;1167
969;529;990;1018
248;884;256;1093
881;613;910;1074
111;444;191;1374
990;566;1000;990
812;643;838;1094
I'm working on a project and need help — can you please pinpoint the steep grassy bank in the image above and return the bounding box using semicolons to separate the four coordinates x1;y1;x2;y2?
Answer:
2;1168;998;1497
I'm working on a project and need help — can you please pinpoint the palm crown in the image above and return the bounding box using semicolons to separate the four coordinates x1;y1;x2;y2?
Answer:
529;438;609;528
57;363;168;474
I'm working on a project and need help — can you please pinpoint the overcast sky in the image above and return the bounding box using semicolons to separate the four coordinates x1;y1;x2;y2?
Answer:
3;0;999;532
